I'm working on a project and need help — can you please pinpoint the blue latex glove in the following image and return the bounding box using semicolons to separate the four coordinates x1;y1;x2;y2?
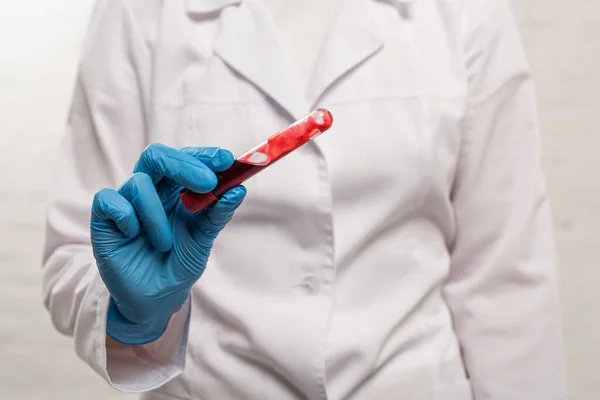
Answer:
90;144;246;345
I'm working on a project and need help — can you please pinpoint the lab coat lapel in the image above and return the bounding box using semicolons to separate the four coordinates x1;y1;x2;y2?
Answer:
187;0;389;119
205;1;308;120
307;0;385;108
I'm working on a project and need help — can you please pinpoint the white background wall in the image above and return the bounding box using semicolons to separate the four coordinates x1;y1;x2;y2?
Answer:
0;1;597;399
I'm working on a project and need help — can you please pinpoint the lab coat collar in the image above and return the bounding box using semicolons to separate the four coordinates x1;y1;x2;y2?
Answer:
186;0;416;120
307;0;385;108
207;0;309;120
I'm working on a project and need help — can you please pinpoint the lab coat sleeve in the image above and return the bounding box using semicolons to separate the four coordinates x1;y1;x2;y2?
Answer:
443;0;567;398
41;0;191;392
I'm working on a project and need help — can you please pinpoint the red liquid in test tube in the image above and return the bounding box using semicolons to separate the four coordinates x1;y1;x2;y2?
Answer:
180;108;334;214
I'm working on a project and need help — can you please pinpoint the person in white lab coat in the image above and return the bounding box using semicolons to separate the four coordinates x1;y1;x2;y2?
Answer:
42;0;567;399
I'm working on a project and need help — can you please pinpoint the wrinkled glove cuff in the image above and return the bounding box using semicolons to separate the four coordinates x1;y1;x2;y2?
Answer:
106;298;172;346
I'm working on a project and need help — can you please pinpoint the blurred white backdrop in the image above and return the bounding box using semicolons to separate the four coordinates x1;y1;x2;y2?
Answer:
0;1;598;399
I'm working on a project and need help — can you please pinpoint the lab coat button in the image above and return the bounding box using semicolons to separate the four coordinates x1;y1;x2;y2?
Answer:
299;276;320;296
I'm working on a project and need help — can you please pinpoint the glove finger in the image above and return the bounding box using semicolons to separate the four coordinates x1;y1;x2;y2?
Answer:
155;144;235;212
119;172;173;252
191;186;247;247
91;188;140;238
180;147;235;173
133;144;226;194
158;145;235;197
202;185;247;225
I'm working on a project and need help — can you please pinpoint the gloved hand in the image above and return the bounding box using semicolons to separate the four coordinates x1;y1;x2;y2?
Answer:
90;144;246;345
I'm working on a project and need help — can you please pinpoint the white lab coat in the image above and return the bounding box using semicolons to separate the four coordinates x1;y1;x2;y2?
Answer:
42;0;567;399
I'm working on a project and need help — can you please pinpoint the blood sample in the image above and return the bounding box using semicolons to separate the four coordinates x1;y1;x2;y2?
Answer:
180;108;334;214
